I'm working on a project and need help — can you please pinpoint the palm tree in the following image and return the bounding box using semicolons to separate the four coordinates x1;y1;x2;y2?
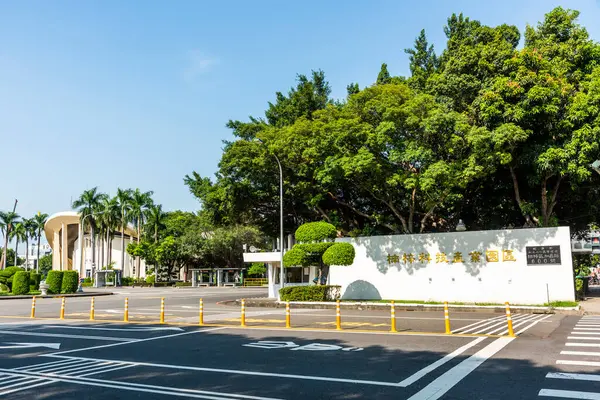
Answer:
116;188;133;275
130;189;153;278
10;222;27;267
145;204;165;243
22;218;36;270
33;213;49;273
99;197;120;268
0;211;20;269
72;188;107;274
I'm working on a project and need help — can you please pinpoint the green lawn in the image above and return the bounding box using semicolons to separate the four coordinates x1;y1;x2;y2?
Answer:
0;291;41;296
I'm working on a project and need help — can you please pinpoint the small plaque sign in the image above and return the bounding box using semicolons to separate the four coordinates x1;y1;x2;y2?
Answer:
526;245;561;265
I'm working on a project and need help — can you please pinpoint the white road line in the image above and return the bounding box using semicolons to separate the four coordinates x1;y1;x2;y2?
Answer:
473;314;533;335
0;369;282;400
574;328;600;331
78;363;135;377
398;337;486;387
46;326;227;355
39;325;184;332
0;330;133;342
459;315;526;335
576;324;600;327
30;360;87;373
566;343;600;348
547;372;600;382
60;362;123;376
451;315;508;334
0;376;29;387
514;315;553;335
0;378;54;397
407;337;515;400
487;314;540;335
568;337;600;341
539;389;600;399
561;351;600;357
34;355;402;387
569;332;600;336
49;361;111;375
450;316;503;333
557;360;600;367
15;358;80;371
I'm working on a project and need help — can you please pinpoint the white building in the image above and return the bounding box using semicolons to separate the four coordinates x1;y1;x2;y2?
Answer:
571;231;600;254
44;212;147;279
18;243;52;270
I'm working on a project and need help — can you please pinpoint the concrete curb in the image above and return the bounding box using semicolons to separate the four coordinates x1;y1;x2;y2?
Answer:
0;292;113;300
225;298;581;315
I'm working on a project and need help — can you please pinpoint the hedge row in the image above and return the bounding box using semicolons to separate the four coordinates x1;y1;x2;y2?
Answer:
46;271;63;294
12;272;30;295
61;271;79;293
279;285;341;301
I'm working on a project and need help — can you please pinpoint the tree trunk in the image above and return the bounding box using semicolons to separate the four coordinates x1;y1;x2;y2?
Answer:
91;225;96;272
14;240;19;266
36;230;41;273
541;175;562;226
509;165;539;227
120;211;125;278
101;237;105;270
136;220;141;279
25;239;29;271
2;233;8;269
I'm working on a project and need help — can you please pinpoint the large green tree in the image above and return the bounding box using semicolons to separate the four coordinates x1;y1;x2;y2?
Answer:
33;213;48;273
72;187;107;271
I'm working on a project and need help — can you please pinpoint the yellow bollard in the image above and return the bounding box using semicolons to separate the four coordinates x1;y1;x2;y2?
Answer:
30;296;36;319
390;301;397;333
505;302;515;337
60;297;65;320
336;300;342;330
124;297;129;322
285;301;291;329
199;298;204;326
160;298;165;324
241;299;247;327
444;301;451;334
90;297;95;321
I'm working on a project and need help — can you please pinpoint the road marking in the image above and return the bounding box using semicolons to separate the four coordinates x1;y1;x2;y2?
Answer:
46;326;227;355
0;330;132;342
40;325;184;332
407;337;515;400
398;337;486;387
15;358;81;371
316;321;389;328
0;342;61;350
37;355;402;387
547;372;600;382
557;360;600;367
568;337;600;341
0;378;54;397
49;361;110;375
0;368;284;399
25;359;85;372
570;332;600;336
561;351;600;357
451;315;507;334
487;314;541;335
566;343;600;348
539;389;600;399
458;314;531;335
226;319;285;324
576;324;600;327
514;315;553;335
574;328;600;331
79;363;135;377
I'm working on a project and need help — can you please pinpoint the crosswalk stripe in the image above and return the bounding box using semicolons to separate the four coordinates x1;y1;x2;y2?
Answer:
27;359;84;372
568;337;600;341
14;359;75;371
547;372;600;382
570;332;600;336
557;360;600;367
460;314;531;334
574;328;600;331
451;315;507;333
539;388;600;399
488;314;542;335
78;364;134;377
566;343;600;348
0;379;54;397
561;351;600;357
514;315;553;335
50;362;110;375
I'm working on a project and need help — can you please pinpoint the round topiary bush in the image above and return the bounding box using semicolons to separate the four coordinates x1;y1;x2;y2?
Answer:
294;222;337;242
283;247;308;267
0;266;24;292
61;271;79;294
322;242;356;266
12;271;30;295
46;271;64;294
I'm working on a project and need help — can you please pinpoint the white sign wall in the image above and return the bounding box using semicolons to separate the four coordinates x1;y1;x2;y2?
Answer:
329;227;575;304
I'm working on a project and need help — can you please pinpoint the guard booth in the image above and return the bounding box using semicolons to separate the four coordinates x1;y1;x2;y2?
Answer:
190;268;245;287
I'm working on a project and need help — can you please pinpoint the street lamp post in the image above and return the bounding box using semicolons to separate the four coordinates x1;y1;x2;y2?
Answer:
256;139;285;294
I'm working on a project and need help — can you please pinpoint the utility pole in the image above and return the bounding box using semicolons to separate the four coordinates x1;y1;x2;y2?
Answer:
1;199;18;269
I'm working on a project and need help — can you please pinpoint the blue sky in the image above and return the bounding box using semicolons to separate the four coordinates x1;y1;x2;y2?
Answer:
1;0;599;222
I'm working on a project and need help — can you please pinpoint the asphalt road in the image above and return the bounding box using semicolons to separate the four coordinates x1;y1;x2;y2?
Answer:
0;288;596;399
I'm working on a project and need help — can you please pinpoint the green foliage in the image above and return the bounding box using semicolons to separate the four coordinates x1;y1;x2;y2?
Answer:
0;266;24;291
279;285;341;301
322;242;356;266
61;271;79;294
295;222;337;242
29;272;41;290
175;282;192;287
121;277;135;286
12;271;30;295
38;255;53;277
46;271;64;294
283;247;309;267
247;263;267;276
145;274;155;284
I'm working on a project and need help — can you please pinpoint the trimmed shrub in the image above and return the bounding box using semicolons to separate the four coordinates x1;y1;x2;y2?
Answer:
279;285;341;302
145;274;155;284
175;282;192;287
61;271;79;294
295;221;337;242
121;277;134;286
46;271;64;294
0;266;24;292
322;242;356;266
29;272;42;291
12;271;30;295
